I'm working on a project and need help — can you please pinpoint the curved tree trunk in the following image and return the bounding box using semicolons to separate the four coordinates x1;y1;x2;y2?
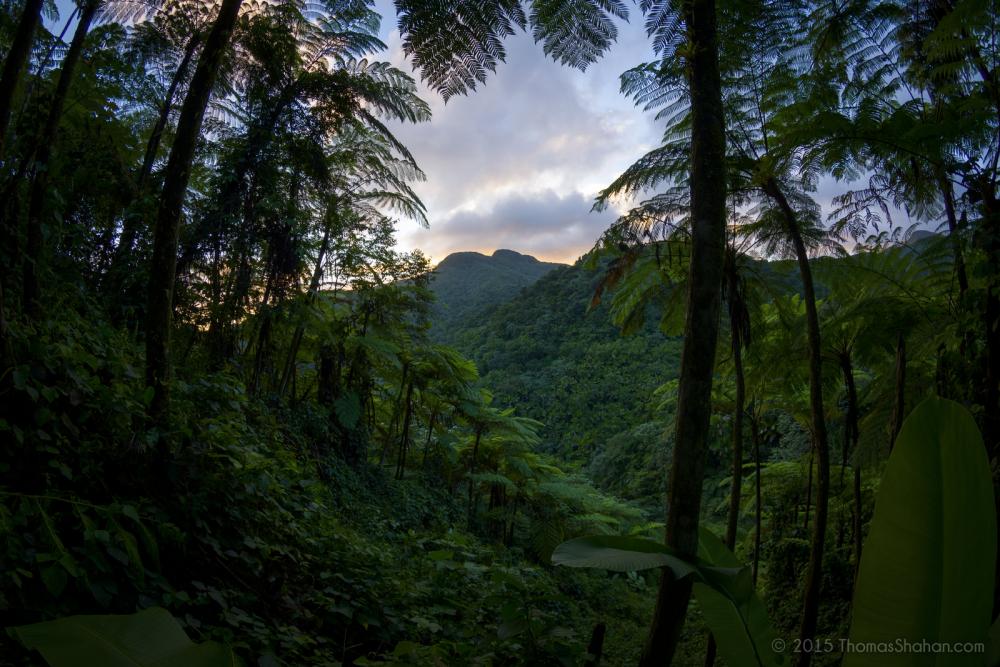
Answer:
763;178;830;667
0;0;44;160
840;352;861;578
889;332;906;448
138;33;202;192
395;381;414;479
278;217;332;398
639;0;727;662
752;404;763;586
145;0;244;424
109;32;203;283
706;326;747;667
22;0;100;316
939;175;969;297
794;238;829;667
726;335;746;549
422;410;437;468
466;426;485;530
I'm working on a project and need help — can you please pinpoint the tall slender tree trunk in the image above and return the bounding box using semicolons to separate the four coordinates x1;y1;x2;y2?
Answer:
138;34;202;192
22;0;100;316
422;410;437;468
889;332;906;448
752;405;762;587
278;221;332;398
763;179;830;666
803;445;813;531
706;328;747;667
840;352;861;578
395;381;414;480
726;338;746;549
108;32;203;284
381;363;409;466
639;0;727;662
796;257;829;667
939;175;969;297
760;177;829;663
145;0;244;424
466;426;484;530
0;0;44;160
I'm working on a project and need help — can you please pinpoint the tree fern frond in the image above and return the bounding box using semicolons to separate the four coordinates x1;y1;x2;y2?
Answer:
529;0;628;70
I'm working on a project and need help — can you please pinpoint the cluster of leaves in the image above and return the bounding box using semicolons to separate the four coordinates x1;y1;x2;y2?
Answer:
444;258;684;464
0;303;654;665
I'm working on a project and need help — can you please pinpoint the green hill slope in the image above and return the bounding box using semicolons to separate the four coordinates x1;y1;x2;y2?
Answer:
430;249;564;339
443;259;684;485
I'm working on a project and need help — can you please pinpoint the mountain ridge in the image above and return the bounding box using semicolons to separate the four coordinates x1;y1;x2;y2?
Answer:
429;249;565;339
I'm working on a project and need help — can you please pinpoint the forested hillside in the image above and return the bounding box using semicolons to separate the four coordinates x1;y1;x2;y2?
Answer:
429;249;563;339
438;258;681;498
1;1;999;667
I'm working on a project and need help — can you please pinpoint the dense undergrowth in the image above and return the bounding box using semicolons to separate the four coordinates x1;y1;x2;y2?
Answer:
0;304;658;666
1;0;997;663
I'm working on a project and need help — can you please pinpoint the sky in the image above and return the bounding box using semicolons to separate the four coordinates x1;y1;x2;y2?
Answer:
48;1;874;265
365;5;893;265
51;0;657;264
370;2;663;265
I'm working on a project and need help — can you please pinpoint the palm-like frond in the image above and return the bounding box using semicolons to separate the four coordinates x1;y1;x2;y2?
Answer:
529;0;627;70
395;0;629;100
394;0;527;101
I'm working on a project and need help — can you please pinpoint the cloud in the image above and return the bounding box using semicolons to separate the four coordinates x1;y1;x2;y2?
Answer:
366;6;928;262
408;190;618;263
370;2;660;264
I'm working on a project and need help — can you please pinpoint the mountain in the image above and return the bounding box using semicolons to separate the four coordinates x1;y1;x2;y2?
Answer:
429;249;564;339
441;257;684;506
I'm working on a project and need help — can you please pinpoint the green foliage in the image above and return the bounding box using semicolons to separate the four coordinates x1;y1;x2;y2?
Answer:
0;302;651;666
694;530;785;667
445;257;683;463
430;249;562;340
552;529;785;666
394;0;628;100
846;397;996;666
9;607;240;667
2;1;999;665
553;535;704;574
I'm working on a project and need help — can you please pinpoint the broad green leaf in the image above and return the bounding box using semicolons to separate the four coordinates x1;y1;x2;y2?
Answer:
693;529;785;667
554;531;784;666
551;535;699;576
846;397;996;667
9;607;242;667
